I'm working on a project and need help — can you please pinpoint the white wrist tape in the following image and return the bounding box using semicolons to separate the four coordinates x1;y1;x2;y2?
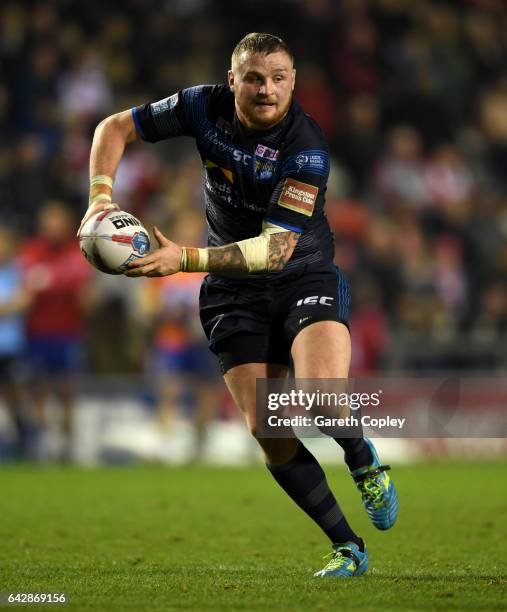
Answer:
236;221;290;272
90;175;114;188
89;175;114;206
89;192;112;206
180;247;209;272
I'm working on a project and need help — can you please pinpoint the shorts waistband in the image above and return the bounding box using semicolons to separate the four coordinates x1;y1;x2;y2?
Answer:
207;261;334;288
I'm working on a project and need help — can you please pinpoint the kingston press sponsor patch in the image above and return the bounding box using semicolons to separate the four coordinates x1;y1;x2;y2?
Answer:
277;178;318;216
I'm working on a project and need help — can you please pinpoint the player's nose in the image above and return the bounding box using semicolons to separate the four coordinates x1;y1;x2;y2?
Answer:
259;78;275;96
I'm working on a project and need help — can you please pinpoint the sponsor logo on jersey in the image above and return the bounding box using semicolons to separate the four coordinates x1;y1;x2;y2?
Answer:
242;200;266;213
203;129;244;161
255;144;280;161
204;174;263;211
151;93;178;115
203;129;254;168
296;296;334;306
295;154;308;169
232;149;252;166
295;152;326;172
278;178;318;216
205;176;235;206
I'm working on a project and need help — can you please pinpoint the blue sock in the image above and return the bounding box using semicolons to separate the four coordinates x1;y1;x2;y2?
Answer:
334;438;373;471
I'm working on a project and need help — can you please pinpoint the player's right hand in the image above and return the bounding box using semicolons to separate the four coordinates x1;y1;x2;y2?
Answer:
77;200;120;237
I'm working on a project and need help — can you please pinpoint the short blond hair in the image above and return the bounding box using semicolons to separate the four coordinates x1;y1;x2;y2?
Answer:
231;33;294;67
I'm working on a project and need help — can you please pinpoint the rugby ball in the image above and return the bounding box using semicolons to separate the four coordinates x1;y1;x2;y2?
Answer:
79;210;151;274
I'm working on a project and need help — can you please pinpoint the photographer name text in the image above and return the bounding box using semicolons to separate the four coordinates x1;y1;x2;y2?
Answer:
266;414;406;429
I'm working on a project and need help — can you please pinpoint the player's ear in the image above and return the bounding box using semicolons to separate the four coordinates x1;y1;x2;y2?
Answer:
291;68;296;92
228;69;235;92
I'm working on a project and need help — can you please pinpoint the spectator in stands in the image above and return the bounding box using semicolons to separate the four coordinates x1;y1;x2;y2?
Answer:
375;124;429;209
0;226;32;457
20;201;94;460
138;210;220;461
1;0;506;387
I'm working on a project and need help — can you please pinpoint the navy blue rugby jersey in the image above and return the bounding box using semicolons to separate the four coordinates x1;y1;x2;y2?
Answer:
132;84;335;281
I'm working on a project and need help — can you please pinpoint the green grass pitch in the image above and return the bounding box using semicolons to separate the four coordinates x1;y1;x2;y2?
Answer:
1;461;506;610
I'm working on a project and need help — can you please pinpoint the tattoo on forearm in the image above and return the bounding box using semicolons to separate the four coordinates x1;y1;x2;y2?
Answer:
207;231;300;275
268;231;300;271
208;244;248;275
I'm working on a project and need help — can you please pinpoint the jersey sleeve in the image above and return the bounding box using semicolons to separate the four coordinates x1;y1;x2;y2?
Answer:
131;85;213;142
265;124;330;233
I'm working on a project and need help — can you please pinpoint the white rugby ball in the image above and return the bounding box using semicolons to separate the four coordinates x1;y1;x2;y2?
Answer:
79;210;151;274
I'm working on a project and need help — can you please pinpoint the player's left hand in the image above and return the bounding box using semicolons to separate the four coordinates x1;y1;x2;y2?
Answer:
124;227;182;277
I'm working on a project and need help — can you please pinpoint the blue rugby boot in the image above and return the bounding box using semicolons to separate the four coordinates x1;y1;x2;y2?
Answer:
314;542;368;577
351;438;398;530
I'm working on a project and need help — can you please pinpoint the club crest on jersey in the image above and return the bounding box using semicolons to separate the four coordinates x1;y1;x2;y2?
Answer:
255;144;280;161
255;160;276;182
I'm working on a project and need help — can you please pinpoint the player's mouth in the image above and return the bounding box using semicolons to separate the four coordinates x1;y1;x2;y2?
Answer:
255;101;276;107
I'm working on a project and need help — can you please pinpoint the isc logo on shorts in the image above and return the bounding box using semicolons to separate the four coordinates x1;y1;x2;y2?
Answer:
296;296;334;306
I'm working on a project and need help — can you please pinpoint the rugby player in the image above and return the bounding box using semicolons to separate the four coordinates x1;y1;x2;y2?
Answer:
80;33;398;577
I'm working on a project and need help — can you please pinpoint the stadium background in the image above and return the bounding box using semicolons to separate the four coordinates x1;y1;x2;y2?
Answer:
1;2;506;610
1;0;506;464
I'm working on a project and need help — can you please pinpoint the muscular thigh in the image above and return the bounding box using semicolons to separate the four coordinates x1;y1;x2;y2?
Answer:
291;320;351;378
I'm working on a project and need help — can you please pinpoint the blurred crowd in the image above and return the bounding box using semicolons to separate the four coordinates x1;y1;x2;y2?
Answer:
1;0;507;458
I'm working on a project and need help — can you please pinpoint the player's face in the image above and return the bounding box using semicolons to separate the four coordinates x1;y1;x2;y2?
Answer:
228;51;296;131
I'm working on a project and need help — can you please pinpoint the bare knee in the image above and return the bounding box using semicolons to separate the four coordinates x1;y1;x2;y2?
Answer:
223;362;294;464
246;419;258;440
